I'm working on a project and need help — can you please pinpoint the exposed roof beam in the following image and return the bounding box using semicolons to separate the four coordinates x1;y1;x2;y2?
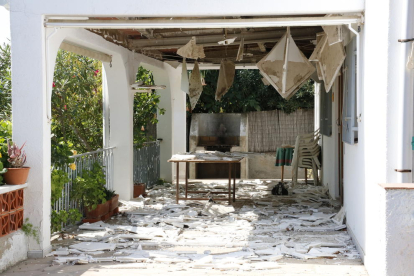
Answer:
139;36;315;51
45;15;363;29
129;28;321;48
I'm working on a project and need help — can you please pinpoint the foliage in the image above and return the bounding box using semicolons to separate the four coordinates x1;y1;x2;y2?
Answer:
72;162;107;210
51;138;74;168
104;188;116;201
51;169;70;204
50;168;82;233
51;50;103;153
0;43;11;121
6;140;27;168
192;70;314;114
0;120;11;167
133;66;165;147
21;218;40;244
51;209;82;233
0;161;7;185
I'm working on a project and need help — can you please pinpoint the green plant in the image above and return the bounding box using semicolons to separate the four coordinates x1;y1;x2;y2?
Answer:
21;218;40;244
51;209;82;233
72;162;107;210
0;43;11;121
0;160;7;185
133;66;165;148
104;188;116;201
51;169;70;204
6;140;27;168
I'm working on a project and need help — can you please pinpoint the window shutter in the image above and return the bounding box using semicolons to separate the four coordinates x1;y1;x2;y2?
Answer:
320;82;332;137
342;37;358;144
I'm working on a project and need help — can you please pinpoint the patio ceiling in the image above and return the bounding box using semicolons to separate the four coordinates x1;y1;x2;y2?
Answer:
50;16;333;64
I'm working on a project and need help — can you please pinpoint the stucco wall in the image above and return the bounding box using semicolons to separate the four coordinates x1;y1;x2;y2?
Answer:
383;188;414;275
0;231;27;273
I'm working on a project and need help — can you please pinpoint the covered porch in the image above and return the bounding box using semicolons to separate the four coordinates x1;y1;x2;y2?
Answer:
4;0;414;275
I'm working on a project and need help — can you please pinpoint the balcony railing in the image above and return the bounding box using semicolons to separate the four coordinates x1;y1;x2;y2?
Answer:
133;141;160;189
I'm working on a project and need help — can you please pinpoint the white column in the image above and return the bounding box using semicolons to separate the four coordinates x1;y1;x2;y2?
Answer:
104;54;138;200
11;12;51;257
102;65;110;148
166;65;187;180
143;63;186;182
363;0;389;274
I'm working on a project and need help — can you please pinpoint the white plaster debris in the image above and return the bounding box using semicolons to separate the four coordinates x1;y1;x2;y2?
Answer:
52;182;360;270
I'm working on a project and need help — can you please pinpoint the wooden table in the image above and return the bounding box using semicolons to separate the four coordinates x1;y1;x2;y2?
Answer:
168;158;244;204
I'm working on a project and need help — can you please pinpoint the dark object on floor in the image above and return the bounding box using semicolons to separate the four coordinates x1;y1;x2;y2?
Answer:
272;182;289;196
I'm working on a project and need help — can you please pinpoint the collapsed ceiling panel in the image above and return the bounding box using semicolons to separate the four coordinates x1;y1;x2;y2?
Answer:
257;28;315;100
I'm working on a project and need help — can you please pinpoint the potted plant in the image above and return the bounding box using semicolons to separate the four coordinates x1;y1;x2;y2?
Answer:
3;140;30;185
72;162;118;222
133;183;146;198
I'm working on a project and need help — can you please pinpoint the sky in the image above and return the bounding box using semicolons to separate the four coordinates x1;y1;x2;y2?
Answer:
0;6;10;45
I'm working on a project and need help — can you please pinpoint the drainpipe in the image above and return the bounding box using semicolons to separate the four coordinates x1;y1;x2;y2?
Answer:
396;0;413;183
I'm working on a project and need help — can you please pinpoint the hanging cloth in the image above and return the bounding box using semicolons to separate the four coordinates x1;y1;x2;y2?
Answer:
257;27;315;100
215;59;235;101
189;61;203;110
180;58;189;94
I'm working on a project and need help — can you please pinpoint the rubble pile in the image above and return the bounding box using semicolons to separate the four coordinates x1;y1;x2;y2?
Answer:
50;181;360;271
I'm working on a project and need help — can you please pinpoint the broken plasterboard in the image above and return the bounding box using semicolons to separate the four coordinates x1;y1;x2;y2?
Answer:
181;58;189;94
236;37;244;61
215;59;235;101
189;61;203;110
177;37;206;60
202;202;235;216
257;28;315;100
218;37;237;45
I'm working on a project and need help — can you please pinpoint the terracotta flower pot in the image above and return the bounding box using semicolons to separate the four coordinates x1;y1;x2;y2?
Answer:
110;194;119;212
85;200;110;219
3;167;30;185
134;183;145;198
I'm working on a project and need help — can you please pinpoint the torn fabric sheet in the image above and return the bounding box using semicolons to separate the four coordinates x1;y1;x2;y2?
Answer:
322;25;343;46
181;59;189;94
215;59;235;101
257;28;315;100
177;37;206;60
317;35;346;92
189;61;203;110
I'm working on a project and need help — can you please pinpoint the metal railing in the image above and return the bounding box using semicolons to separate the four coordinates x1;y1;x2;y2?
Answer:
133;141;160;188
53;147;115;214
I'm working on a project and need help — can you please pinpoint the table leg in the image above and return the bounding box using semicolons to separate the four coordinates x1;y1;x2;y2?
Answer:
176;162;180;203
228;163;232;204
185;162;188;199
233;163;236;202
281;165;284;182
305;168;308;185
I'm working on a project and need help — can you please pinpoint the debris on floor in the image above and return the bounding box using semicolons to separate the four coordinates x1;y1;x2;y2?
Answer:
51;181;361;271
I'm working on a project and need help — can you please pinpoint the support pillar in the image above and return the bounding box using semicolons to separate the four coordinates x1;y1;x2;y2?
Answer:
104;54;138;200
11;12;51;257
144;63;186;182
